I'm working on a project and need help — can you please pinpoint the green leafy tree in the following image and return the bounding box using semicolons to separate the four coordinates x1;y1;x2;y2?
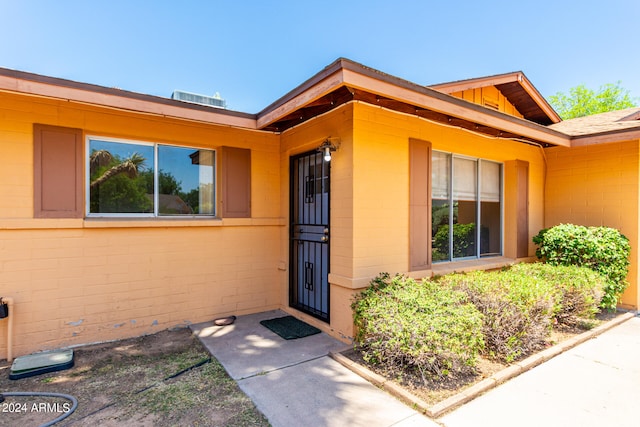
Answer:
182;188;201;214
140;169;182;195
549;82;637;120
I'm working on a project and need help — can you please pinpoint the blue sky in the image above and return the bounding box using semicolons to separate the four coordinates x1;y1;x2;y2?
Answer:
2;1;639;113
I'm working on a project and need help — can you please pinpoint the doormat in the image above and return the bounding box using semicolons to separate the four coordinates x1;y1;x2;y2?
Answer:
259;316;321;340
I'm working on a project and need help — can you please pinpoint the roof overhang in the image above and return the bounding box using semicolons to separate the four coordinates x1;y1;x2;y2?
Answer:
258;59;570;147
0;60;572;147
0;68;258;129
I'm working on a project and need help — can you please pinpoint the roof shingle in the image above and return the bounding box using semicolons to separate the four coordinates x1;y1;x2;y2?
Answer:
548;107;640;136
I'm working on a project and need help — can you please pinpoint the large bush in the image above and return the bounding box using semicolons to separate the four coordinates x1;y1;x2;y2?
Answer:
439;270;555;363
533;224;630;310
352;273;484;381
507;263;604;326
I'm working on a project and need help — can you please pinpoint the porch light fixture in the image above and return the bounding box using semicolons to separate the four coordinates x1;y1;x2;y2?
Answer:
317;138;339;162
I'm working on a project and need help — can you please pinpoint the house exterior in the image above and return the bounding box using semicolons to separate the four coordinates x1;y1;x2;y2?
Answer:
1;58;639;359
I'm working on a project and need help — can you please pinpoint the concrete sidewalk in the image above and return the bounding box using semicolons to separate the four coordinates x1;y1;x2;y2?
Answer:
192;311;640;427
441;315;640;427
191;310;439;427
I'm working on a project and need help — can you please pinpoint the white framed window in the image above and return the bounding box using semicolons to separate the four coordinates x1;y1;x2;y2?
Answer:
432;151;502;261
87;137;215;217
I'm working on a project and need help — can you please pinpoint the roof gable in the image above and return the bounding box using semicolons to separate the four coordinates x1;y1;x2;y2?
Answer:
429;72;561;125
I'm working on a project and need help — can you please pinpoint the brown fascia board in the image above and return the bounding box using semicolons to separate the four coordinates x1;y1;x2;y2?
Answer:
430;71;523;93
256;58;350;129
569;127;640;147
516;73;562;124
430;71;561;124
0;67;258;129
258;58;569;147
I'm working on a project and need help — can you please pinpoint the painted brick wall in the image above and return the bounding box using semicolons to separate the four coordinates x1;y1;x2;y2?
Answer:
0;92;283;358
0;226;281;357
352;102;546;278
545;140;640;310
279;104;354;340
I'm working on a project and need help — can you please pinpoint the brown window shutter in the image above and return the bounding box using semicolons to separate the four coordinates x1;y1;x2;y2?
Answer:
33;124;83;218
505;159;529;258
409;138;432;271
515;160;529;258
221;146;251;218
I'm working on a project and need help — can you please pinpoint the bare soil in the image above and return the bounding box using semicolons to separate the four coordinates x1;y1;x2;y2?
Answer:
0;328;269;427
345;311;622;406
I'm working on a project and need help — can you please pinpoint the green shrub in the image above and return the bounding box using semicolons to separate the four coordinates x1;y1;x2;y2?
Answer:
533;224;630;310
507;263;604;326
352;273;484;381
439;270;555;363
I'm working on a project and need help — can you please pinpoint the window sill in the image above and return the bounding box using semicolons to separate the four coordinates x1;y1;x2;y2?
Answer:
430;256;518;276
0;217;285;230
83;217;285;228
83;217;223;228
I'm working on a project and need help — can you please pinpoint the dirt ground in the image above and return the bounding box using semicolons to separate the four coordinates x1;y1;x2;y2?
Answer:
0;328;269;426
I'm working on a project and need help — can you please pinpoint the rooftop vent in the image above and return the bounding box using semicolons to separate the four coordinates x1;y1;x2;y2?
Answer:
171;90;226;109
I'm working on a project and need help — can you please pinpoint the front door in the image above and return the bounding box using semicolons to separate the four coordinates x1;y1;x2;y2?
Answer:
289;150;330;322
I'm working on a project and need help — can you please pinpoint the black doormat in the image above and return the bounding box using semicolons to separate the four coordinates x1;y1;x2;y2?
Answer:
259;315;321;340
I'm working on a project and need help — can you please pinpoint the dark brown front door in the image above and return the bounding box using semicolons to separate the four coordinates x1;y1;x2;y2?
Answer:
289;150;330;322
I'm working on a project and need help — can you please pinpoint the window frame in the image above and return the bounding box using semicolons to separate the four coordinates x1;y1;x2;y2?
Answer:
85;135;216;218
432;150;504;262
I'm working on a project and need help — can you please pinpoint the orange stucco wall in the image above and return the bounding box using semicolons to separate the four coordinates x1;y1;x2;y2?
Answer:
279;103;355;341
287;102;547;341
353;102;545;274
0;91;283;358
5;85;632;359
545;140;640;310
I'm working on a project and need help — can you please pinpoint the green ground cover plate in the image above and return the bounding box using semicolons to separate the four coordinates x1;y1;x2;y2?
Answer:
9;349;74;380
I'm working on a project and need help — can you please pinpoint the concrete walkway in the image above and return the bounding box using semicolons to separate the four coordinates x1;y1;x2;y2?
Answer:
191;310;439;427
192;311;640;427
441;315;640;427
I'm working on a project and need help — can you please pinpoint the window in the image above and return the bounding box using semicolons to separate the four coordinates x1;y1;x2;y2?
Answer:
87;138;215;217
432;151;502;261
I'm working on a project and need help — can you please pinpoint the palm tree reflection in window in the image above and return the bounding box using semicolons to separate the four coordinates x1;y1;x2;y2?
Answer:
89;150;152;213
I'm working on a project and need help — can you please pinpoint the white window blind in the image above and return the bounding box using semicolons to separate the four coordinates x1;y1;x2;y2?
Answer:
481;160;501;202
453;157;477;201
432;151;450;199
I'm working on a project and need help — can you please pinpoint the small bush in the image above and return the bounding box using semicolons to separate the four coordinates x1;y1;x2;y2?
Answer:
533;224;630;310
439;270;555;363
352;273;484;381
508;263;604;326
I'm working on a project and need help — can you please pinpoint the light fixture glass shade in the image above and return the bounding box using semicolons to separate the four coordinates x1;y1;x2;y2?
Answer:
323;146;332;161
